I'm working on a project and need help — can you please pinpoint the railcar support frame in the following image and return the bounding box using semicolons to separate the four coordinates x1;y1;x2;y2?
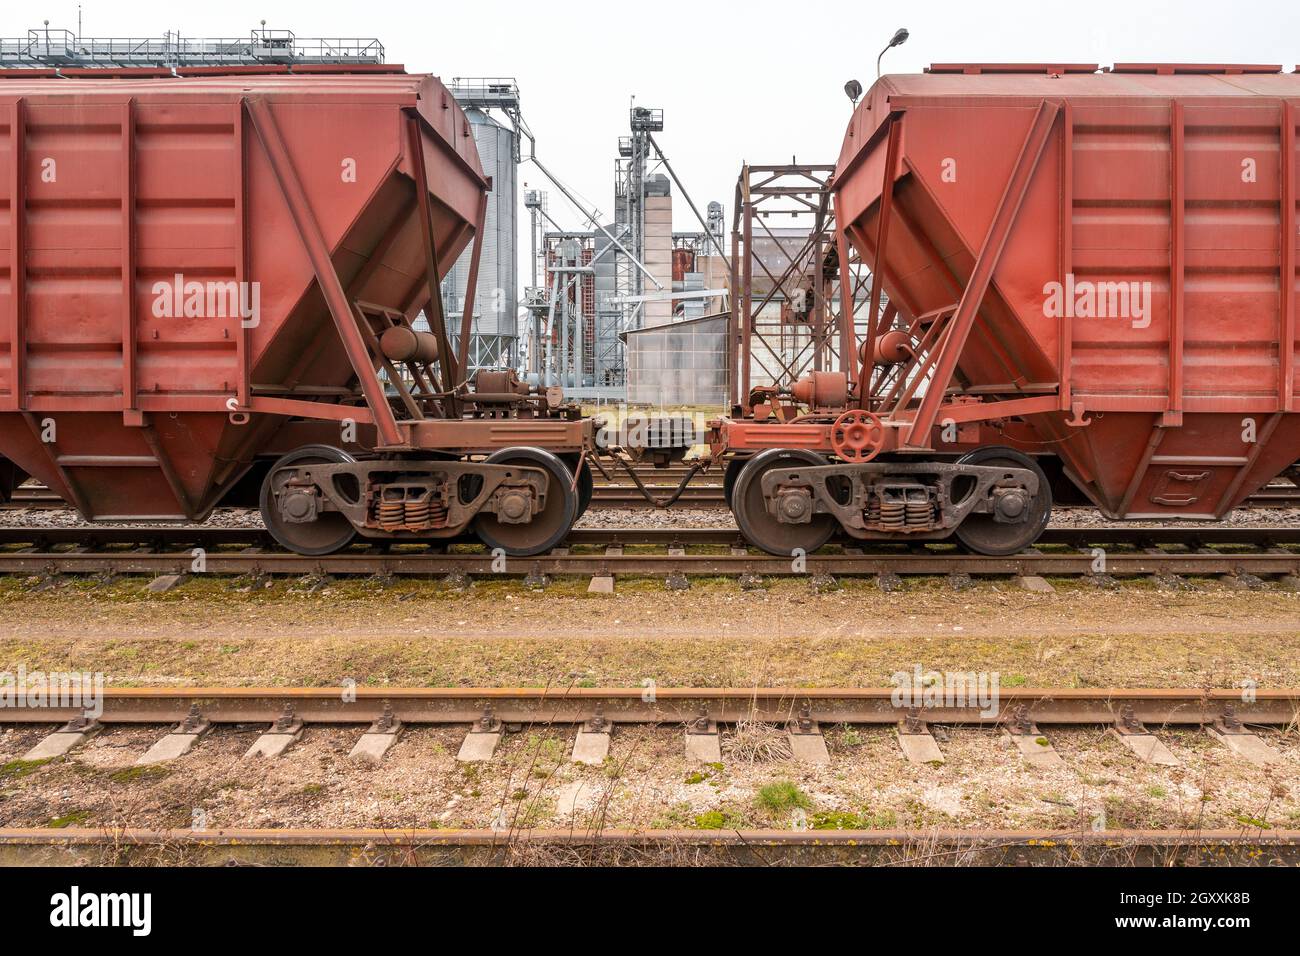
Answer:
729;163;851;412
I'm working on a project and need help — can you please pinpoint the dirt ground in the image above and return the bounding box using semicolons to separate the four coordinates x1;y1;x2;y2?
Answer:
0;574;1297;688
2;544;1297;836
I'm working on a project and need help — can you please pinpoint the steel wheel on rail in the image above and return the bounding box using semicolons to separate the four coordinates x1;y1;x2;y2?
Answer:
722;458;746;509
561;454;595;519
731;448;836;557
259;445;358;556
474;447;579;557
952;446;1052;556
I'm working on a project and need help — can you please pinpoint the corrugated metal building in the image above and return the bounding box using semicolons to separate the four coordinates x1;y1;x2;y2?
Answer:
622;313;728;406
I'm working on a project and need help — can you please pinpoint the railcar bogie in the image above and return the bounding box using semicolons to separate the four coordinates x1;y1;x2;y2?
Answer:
259;444;581;557
723;434;1051;557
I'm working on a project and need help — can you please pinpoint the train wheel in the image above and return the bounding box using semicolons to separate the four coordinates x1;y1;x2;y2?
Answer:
562;454;595;519
953;446;1052;556
260;445;358;556
732;449;835;557
474;447;578;557
722;458;746;509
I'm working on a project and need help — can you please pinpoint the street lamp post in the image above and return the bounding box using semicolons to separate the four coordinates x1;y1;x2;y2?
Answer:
876;28;910;78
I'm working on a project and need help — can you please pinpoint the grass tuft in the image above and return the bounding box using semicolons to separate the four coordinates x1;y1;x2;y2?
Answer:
756;780;811;815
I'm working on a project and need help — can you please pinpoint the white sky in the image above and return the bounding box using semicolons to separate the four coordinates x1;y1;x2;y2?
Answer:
7;0;1300;287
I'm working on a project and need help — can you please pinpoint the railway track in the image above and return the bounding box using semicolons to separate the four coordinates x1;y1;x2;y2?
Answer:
8;685;1294;725
4;827;1297;866
3;686;1295;865
596;482;1300;509
8;476;1300;510
0;525;1298;583
591;485;727;506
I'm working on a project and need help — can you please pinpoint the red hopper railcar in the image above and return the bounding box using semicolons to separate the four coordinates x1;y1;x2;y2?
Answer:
714;64;1300;555
0;67;592;555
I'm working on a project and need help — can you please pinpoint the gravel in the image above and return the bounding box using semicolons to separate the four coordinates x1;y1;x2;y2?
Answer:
0;507;265;531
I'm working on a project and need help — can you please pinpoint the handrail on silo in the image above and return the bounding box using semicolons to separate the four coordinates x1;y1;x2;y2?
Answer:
0;27;386;68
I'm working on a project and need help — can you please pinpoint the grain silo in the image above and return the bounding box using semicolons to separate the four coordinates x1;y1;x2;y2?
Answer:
444;108;518;371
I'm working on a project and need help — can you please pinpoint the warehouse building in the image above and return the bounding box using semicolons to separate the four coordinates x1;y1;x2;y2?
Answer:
622;313;728;406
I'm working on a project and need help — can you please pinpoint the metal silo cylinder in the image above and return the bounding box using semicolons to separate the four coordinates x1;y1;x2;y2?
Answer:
444;108;518;369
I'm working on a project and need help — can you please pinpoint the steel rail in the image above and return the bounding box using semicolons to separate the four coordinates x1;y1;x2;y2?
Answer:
6;826;1296;846
0;525;1297;549
0;549;1295;578
595;485;1300;507
5;827;1297;865
590;486;724;506
8;480;1298;508
1241;487;1300;507
2;686;1295;725
0;484;734;508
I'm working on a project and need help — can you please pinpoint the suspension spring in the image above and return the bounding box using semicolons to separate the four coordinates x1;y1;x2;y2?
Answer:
880;499;906;530
427;498;449;528
905;498;933;529
404;495;430;529
377;496;405;531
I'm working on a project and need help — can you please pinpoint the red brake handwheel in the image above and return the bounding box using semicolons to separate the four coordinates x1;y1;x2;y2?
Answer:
830;410;885;463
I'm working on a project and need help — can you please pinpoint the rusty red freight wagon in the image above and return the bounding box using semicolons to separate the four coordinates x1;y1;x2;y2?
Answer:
0;67;593;555
713;64;1300;555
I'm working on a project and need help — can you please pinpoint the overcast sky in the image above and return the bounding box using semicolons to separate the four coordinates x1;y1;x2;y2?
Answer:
7;0;1300;286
